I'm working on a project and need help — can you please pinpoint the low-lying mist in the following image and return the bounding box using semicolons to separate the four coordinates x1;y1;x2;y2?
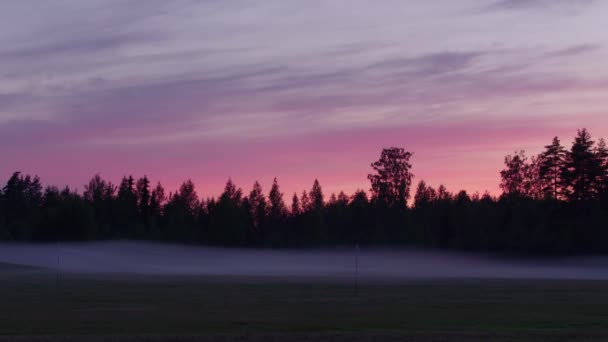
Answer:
1;241;608;281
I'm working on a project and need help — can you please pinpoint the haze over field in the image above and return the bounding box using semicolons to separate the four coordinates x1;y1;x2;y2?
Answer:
2;242;608;280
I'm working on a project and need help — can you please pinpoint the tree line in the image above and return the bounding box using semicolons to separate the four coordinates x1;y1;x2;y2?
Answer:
1;128;607;253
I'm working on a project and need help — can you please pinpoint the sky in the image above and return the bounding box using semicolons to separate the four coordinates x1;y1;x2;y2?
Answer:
1;0;607;199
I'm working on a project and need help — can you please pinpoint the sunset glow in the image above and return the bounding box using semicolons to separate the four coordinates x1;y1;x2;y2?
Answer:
1;0;607;197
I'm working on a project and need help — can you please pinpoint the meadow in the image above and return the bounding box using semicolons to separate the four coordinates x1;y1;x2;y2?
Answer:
2;255;608;341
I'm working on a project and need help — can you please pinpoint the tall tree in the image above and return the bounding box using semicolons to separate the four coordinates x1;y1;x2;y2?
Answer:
268;178;287;245
309;179;324;212
136;176;151;228
247;181;267;240
150;182;166;219
268;178;286;219
563;129;602;201
349;190;370;244
208;179;248;245
304;179;327;244
84;174;115;203
290;193;301;216
83;174;115;237
116;175;138;236
414;180;435;208
300;190;310;213
523;155;545;200
368;147;414;207
2;172;43;239
337;191;349;205
595;138;608;195
500;150;528;196
164;179;200;240
539;137;567;199
175;179;199;215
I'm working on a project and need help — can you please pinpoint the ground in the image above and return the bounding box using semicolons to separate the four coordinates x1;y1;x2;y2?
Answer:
2;262;608;341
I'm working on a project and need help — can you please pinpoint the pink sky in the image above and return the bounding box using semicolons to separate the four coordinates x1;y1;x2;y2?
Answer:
1;1;607;199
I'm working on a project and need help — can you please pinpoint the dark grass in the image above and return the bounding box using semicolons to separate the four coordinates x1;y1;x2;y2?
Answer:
2;268;608;341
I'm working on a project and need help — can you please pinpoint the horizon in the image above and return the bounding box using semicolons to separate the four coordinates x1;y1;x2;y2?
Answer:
2;1;608;198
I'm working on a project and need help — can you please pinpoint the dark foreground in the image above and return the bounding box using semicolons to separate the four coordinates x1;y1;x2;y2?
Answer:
2;265;608;341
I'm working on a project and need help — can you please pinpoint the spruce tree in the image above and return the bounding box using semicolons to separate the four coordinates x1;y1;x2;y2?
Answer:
595;138;608;194
309;179;324;212
290;193;301;216
563;129;601;201
248;181;267;240
539;137;567;199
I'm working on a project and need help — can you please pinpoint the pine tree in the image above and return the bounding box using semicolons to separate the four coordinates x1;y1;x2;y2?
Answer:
300;191;310;213
84;174;115;203
595;138;608;194
290;193;301;216
309;179;324;211
136;176;151;228
267;178;287;245
150;182;166;218
208;179;247;245
247;181;267;236
437;184;451;201
414;180;433;208
337;191;349;205
563;129;602;201
539;137;567;199
268;178;286;219
2;172;43;240
176;179;199;215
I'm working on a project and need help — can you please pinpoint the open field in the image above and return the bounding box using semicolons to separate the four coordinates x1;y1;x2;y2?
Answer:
3;243;608;340
3;268;608;340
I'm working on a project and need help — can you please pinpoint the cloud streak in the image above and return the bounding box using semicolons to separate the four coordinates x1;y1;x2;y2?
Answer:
0;0;607;197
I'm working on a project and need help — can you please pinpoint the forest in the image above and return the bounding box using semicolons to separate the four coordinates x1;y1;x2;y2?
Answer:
1;128;607;254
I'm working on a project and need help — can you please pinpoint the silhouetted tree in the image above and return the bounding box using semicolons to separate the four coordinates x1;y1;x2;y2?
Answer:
136;176;151;234
163;179;200;241
247;181;267;244
300;190;311;213
500;150;528;197
350;190;370;244
290;193;301;216
207;179;248;245
368;147;414;207
595;138;608;195
268;179;286;219
83;174;116;237
84;174;116;203
326;191;350;244
150;182;166;216
414;180;435;209
523;154;545;199
116;175;138;237
3;129;608;253
39;186;96;241
309;179;324;212
563;129;602;201
539;137;567;199
306;179;327;244
268;178;287;246
2;172;42;240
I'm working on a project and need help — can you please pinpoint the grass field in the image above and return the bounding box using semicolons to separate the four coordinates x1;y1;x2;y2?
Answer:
2;263;608;341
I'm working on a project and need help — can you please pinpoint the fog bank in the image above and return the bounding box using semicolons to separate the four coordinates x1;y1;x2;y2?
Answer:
1;242;608;280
